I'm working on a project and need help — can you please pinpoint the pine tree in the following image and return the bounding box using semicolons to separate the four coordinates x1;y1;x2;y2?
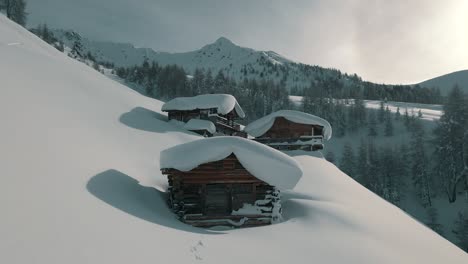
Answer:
394;143;409;202
426;207;444;235
367;141;382;194
340;143;356;177
395;107;401;121
1;0;27;26
70;39;83;59
334;103;347;137
325;151;336;164
356;139;369;184
204;70;214;93
378;101;385;123
453;211;468;252
433;86;468;203
384;107;394;137
192;68;205;94
411;121;432;207
368;111;378;137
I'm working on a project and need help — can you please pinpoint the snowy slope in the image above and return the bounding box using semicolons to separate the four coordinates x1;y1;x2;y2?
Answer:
52;29;292;72
289;96;443;121
418;70;468;95
51;29;324;90
1;15;467;264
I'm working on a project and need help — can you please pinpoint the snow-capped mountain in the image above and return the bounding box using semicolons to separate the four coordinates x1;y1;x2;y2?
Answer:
1;15;467;263
418;70;468;95
51;29;342;90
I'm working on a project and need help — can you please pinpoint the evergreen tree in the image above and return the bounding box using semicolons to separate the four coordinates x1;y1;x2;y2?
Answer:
378;101;385;123
204;70;214;93
325;151;336;164
395;107;401;121
404;108;410;128
70;39;83;59
411;121;432;207
380;146;401;205
333;103;347;137
367;141;382;194
340;143;356;177
384;109;394;137
192;68;205;94
433;86;468;203
1;0;27;26
425;207;444;235
453;211;468;252
356;139;369;184
368;111;378;137
394;143;409;202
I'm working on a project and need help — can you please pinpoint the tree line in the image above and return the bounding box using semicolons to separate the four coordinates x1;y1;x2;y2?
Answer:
0;0;27;26
334;86;468;251
116;61;291;122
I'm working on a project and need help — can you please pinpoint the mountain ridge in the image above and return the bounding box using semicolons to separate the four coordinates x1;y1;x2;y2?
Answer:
48;28;466;97
418;70;468;95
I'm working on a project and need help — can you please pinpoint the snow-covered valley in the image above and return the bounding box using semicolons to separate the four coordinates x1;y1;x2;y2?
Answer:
1;14;467;264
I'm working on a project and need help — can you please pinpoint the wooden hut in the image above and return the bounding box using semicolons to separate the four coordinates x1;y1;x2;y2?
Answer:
160;137;303;228
162;94;246;137
244;110;332;151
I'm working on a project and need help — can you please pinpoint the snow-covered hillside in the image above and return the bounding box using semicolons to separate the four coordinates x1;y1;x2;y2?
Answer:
289;96;443;121
50;29;337;90
418;70;468;95
53;29;292;73
1;15;467;263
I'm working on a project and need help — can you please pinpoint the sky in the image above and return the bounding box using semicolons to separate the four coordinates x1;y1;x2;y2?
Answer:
27;0;468;84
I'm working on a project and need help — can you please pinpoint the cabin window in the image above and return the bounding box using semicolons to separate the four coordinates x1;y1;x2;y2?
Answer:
313;126;323;136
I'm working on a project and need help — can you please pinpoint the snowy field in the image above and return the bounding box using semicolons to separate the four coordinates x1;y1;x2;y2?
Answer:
1;15;467;264
289;96;443;121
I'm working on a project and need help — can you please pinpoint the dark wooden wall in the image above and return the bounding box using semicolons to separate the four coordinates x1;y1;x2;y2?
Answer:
162;154;278;227
259;117;323;138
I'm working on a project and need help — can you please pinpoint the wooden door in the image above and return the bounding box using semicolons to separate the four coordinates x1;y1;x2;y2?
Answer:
204;184;231;216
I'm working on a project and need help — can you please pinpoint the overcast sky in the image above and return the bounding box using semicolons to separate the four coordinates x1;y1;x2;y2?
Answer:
27;0;468;84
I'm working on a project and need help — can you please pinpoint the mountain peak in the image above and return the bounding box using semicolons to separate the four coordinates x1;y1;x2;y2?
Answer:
213;36;235;46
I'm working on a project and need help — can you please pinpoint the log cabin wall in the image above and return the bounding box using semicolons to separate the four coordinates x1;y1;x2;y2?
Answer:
162;154;280;227
260;117;323;138
167;109;247;137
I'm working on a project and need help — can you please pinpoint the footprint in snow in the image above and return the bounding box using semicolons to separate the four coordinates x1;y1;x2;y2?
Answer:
190;240;205;261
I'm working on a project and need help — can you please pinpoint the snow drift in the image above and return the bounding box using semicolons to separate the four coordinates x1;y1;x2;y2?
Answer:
183;119;216;134
160;136;303;189
0;14;467;264
245;110;332;140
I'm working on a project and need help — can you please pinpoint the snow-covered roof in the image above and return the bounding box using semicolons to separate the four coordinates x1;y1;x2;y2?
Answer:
244;110;332;140
183;119;216;134
160;137;303;189
161;94;245;118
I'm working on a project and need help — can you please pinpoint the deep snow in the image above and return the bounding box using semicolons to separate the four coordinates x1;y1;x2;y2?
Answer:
162;94;245;118
289;95;443;121
244;110;332;140
160;137;303;190
0;15;467;263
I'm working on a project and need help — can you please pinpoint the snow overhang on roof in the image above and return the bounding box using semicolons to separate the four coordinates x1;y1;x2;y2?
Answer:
160;137;303;190
184;119;216;134
244;110;332;140
161;94;245;118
